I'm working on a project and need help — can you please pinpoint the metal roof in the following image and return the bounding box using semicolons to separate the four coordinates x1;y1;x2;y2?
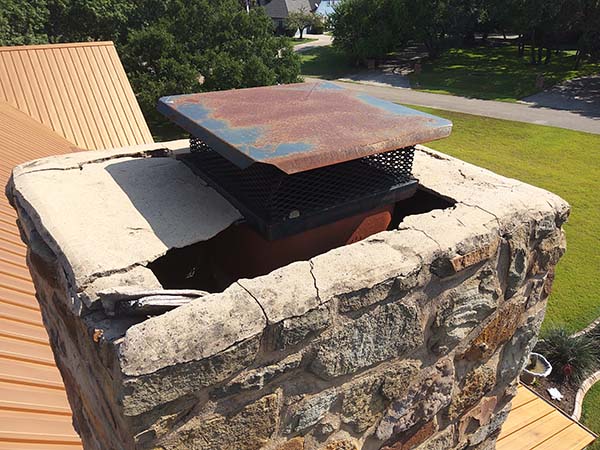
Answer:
0;102;82;449
158;81;452;174
0;41;153;150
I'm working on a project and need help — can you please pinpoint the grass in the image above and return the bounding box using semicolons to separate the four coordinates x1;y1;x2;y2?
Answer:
410;45;600;101
406;105;600;333
300;43;600;100
290;37;318;44
299;45;356;79
582;382;600;448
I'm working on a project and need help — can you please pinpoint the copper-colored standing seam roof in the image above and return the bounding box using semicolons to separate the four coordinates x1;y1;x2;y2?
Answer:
0;102;82;449
498;384;596;450
0;41;154;150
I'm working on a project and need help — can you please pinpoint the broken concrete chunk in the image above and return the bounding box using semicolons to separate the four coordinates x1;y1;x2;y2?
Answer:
118;283;266;376
238;261;319;324
98;286;209;316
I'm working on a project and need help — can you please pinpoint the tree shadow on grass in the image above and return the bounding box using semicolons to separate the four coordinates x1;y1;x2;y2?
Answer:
410;45;600;104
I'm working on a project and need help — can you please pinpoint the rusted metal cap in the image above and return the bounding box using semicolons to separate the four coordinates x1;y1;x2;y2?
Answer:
158;82;452;174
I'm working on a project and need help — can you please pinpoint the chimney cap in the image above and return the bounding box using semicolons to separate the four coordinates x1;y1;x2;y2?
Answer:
158;82;452;174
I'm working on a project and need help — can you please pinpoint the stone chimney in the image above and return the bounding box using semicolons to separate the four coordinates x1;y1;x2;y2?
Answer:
7;141;569;450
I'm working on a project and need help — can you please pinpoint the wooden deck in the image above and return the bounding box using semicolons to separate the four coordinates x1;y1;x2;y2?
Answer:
498;384;597;450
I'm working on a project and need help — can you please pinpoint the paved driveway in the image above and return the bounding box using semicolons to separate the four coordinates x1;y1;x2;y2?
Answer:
294;34;333;53
521;76;600;119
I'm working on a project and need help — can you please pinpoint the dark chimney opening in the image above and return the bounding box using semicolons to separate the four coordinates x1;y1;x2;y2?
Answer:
147;188;454;293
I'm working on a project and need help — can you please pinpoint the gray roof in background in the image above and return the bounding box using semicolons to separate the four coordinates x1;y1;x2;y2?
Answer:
261;0;316;19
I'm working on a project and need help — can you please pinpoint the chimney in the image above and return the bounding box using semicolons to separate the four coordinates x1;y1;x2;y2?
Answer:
7;82;569;450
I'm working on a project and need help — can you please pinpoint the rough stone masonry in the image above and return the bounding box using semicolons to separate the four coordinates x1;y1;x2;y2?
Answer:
7;140;569;450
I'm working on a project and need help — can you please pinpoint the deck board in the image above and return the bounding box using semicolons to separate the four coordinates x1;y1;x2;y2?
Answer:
498;384;596;450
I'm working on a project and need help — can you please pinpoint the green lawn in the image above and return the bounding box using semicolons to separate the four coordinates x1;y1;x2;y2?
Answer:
407;106;600;333
582;382;600;448
410;45;600;101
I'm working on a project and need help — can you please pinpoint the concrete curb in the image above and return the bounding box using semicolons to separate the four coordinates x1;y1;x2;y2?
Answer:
572;371;600;420
569;319;600;420
572;317;600;338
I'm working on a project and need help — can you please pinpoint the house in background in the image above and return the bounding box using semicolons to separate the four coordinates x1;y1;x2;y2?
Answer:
259;0;318;33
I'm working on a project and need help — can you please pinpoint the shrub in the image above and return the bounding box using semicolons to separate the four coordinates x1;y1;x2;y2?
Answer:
535;328;599;384
285;8;315;39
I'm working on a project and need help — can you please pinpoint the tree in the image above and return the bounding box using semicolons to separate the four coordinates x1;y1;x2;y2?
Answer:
45;0;133;43
285;8;315;39
573;0;600;66
0;0;49;45
330;0;412;63
121;0;301;120
404;0;450;58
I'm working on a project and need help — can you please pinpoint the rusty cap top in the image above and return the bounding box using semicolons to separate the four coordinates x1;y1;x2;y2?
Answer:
157;82;452;174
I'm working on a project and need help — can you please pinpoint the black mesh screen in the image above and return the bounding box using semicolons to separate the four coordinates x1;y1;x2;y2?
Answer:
180;137;418;239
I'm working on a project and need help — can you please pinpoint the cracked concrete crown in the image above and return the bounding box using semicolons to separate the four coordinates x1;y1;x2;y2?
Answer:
8;142;569;377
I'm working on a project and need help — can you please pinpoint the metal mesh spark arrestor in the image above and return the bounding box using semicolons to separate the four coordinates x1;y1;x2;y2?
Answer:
158;82;452;240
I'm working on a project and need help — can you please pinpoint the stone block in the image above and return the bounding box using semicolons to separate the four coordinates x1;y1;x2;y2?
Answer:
321;440;359;450
310;301;422;380
285;389;338;434
275;305;331;350
278;437;305;450
122;335;261;416
158;393;279;450
213;353;302;399
413;425;455;450
449;364;497;420
382;419;437;450
463;301;524;362
429;274;498;355
341;375;386;433
377;358;454;441
458;396;498;443
381;360;422;401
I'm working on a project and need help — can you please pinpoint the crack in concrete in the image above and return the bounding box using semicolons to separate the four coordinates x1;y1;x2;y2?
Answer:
416;147;450;161
309;260;323;304
458;201;503;232
78;262;147;293
401;225;442;250
18;148;172;175
236;281;270;326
